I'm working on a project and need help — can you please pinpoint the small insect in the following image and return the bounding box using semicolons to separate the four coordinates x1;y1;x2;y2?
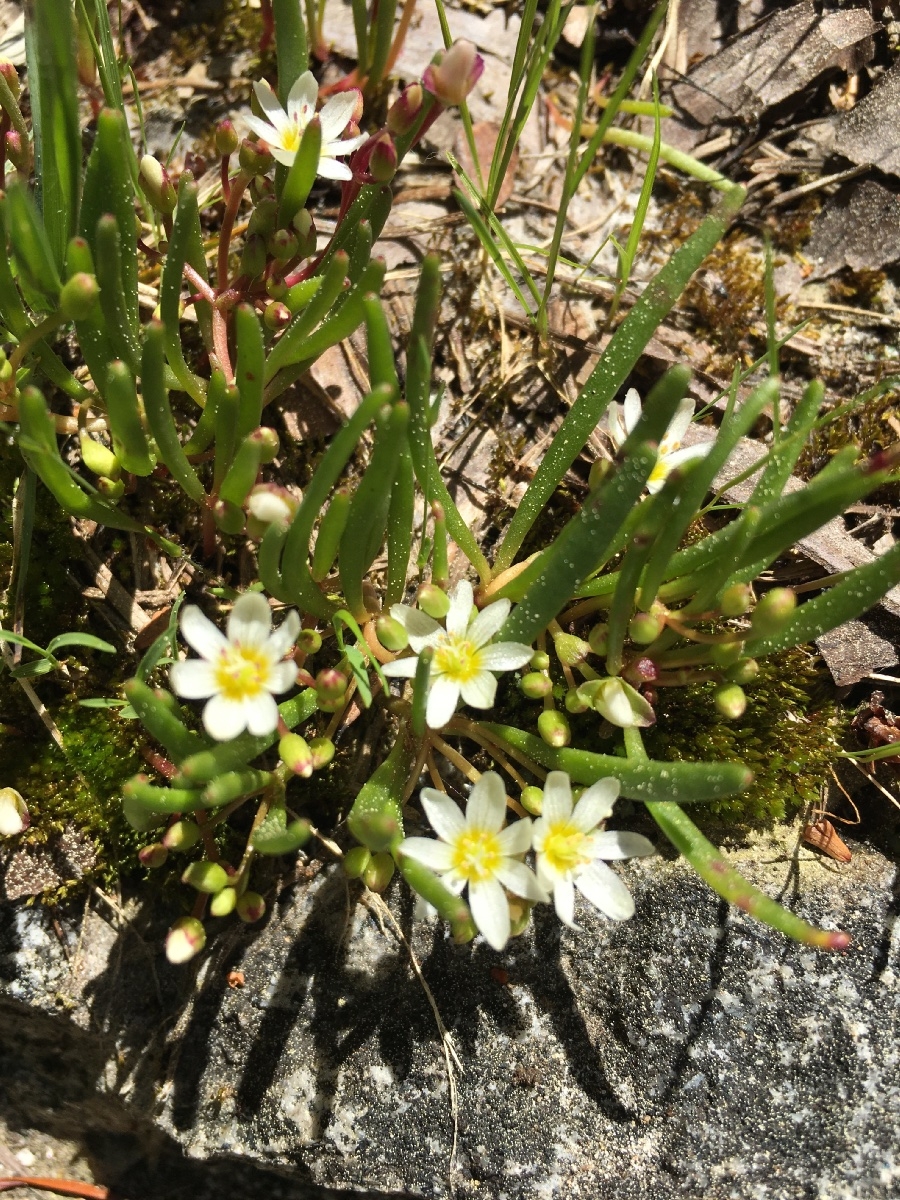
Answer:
227;970;245;988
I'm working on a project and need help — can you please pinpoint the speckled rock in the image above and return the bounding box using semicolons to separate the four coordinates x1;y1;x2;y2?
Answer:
1;828;899;1199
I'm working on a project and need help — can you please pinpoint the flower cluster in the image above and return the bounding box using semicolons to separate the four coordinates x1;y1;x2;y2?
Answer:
399;771;655;949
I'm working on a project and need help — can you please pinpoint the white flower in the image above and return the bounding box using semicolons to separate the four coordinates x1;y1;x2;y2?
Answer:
533;771;655;928
400;772;547;950
169;592;300;741
0;787;29;837
577;676;656;729
606;388;710;494
245;74;367;178
381;580;533;729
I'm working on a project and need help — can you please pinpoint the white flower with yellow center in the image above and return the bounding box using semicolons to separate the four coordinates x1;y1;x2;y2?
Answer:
381;580;533;729
400;772;547;950
532;771;655;928
245;74;367;178
606;388;710;494
169;592;300;742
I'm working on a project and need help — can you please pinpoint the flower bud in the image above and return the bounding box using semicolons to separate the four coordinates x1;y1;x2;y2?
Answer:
720;583;753;617
264;300;291;330
0;59;20;99
236;891;266;923
255;426;280;463
248;196;278;236
520;671;552;699
564;687;589;714
162;819;201;851
213;498;245;535
508;897;534;939
726;657;759;686
239;137;273;175
578;677;655;728
344;846;371;879
622;656;659;685
139;154;177;214
215;119;239;156
387;82;425;135
587;623;609;656
79;432;121;481
709;640;744;669
98;475;125;499
362;851;395;893
291;208;316;258
5;130;30;172
714;683;747;720
750;588;797;638
296;627;321;655
166;917;206;964
0;787;29;836
209;886;238;917
375;614;409;652
538;709;571;748
246;483;299;534
520;786;543;816
239;233;267;280
138;842;168;868
268;227;299;261
316;668;348;703
367;131;398;182
181;860;230;893
309;737;335;771
553;632;591;667
530;650;550;671
417;583;450;619
422;39;484;106
280;732;314;778
60;272;100;321
628;610;665;645
251;174;274;202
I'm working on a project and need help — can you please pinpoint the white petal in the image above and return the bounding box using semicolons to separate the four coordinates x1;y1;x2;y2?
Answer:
169;658;218;699
325;132;368;155
425;676;460;728
497;816;533;856
267;609;301;658
246;692;280;737
466;771;506;832
663;442;711;469
466;599;510;647
606;402;626;448
266;659;298;694
317;90;357;140
202;693;249;741
458;670;496;710
269;145;299;167
592;831;656;860
445;580;474;639
180;605;227;660
285;71;318;123
495;858;547;903
399;836;455;872
575;860;635;920
381;656;419;678
571;778;619;832
316;155;353;181
553;878;578;928
253;79;288;125
661;397;696;450
623;387;642;434
541;772;574;824
468;878;510;951
390;603;442;648
244;114;282;144
228;592;272;646
477;642;533;671
535;854;558;892
420;790;466;843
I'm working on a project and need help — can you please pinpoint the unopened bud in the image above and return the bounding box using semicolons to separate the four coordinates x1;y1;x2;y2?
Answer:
60;272;100;321
316;668;348;703
80;432;121;480
720;583;753;617
246;483;299;534
367;131;398;182
578;677;655;728
387;82;425;135
239;137;273;176
375;614;409;652
508;896;534;939
166;916;206;964
98;475;125;499
236;890;266;923
215;119;239;156
553;632;590;667
251;174;274;201
139;155;177;214
538;709;571;748
209;886;238;917
750;588;797;638
362;850;395;893
181;860;229;894
0;59;20;99
714;683;747;720
268;227;299;261
162;819;201;851
417;583;450;620
520;786;543;816
5;130;29;172
291;208;316;257
629;610;665;645
520;671;552;699
343;846;371;879
530;650;550;671
248;197;278;236
422;39;484;106
280;732;314;778
726;657;759;686
309;736;335;770
587;623;609;656
564;687;589;714
709;640;744;669
297;627;321;654
239;233;267;280
264;300;291;330
0;787;29;836
138;842;168;868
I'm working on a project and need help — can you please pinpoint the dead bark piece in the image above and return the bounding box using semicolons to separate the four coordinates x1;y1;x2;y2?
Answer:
816;618;899;688
832;58;900;176
805;180;900;278
673;2;878;126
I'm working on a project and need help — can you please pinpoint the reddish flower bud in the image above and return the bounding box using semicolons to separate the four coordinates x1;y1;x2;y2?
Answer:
387;82;425;135
215;119;239;157
422;40;484;106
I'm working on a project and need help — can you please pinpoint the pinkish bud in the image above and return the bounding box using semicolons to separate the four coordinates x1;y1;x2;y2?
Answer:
316;668;348;703
537;709;571;748
367;131;397;182
5;130;29;172
166;917;206;964
422;39;484;106
139;155;177;214
264;300;291;330
0;59;20;99
387;82;425;135
236;891;266;923
215;119;239;156
138;842;169;869
280;732;314;778
239;137;273;176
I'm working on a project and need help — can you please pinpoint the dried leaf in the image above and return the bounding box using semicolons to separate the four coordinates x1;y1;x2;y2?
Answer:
832;58;900;176
806;180;900;278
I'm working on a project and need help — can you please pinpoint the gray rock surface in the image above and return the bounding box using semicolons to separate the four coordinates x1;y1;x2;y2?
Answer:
2;829;899;1199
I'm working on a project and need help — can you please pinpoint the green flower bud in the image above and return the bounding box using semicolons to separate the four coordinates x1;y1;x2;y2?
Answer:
587;623;609;656
60;272;99;320
538;708;571;748
264;300;291;330
236;891;266;923
268;227;299;261
726;657;759;686
215;119;239;156
720;583;753;617
166;916;206;964
139;154;177;214
247;196;278;238
291;208;316;257
530;650;550;671
417;583;450;619
316;668;348;703
239;233;267;280
239;137;273;175
520;786;543;816
265;274;288;299
343;846;371;879
138;843;168;868
508;896;534;939
98;476;125;500
367;131;398;182
362;851;395;893
280;732;314;778
709;640;744;668
714;683;747;720
209;886;238;917
309;737;335;770
520;671;552;699
79;432;121;480
564;687;590;714
256;427;280;462
162;819;201;851
375;614;409;652
298;627;322;654
553;632;591;667
750;588;797;638
628;610;665;645
181;860;230;894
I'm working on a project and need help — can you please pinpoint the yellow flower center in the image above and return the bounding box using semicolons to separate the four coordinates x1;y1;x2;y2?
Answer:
433;636;482;683
279;124;303;153
541;820;592;877
451;827;503;883
214;646;270;702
